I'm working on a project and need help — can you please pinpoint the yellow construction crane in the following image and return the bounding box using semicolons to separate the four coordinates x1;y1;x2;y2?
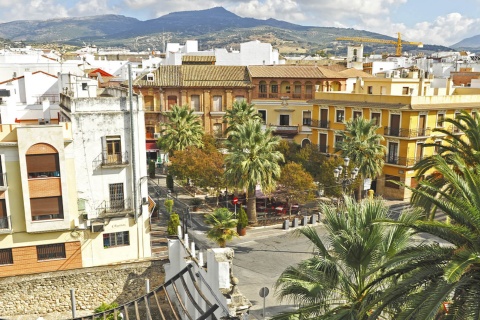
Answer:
335;32;423;56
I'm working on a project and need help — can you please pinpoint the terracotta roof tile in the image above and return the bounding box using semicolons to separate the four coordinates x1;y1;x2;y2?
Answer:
248;65;346;79
182;55;216;62
338;68;375;78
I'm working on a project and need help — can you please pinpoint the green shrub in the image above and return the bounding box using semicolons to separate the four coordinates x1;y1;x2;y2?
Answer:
166;174;174;190
94;302;120;320
164;199;174;214
167;212;181;235
191;198;203;206
237;207;248;229
148;160;156;178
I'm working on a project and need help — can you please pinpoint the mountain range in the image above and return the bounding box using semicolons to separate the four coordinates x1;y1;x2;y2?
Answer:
0;7;463;54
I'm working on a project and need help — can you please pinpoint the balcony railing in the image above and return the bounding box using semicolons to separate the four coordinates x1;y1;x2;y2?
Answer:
292;93;301;99
96;198;132;217
269;93;278;99
384;127;432;138
269;125;299;136
93;152;129;169
258;93;267;98
385;155;419;167
310;119;330;129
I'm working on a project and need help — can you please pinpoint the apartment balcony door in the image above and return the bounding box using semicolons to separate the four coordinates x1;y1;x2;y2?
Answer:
418;114;426;136
390;114;400;136
319;133;327;153
106;136;121;164
320;109;328;127
416;143;424;162
388;142;399;164
109;183;125;210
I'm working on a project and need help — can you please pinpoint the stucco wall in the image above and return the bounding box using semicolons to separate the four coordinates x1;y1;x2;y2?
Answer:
0;259;166;318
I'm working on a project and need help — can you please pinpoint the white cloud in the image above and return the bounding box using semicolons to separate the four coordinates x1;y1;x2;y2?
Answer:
71;0;117;17
0;0;69;21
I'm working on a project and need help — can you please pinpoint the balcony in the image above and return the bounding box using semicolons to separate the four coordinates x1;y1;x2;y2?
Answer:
310;119;330;129
269;93;278;99
384;127;432;138
258;93;267;98
93;152;129;169
0;216;10;231
292;93;301;99
0;173;7;191
385;155;417;167
269;125;299;137
312;144;329;153
96;198;133;218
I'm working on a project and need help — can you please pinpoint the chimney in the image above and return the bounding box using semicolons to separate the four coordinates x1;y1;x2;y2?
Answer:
446;77;453;95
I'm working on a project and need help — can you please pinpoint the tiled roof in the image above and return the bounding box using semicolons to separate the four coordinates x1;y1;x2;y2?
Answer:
309;99;408;109
248;65;346;79
133;65;252;88
338;68;375;78
182;55;216;62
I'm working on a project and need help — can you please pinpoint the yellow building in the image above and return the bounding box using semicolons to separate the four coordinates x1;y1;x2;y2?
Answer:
310;71;480;200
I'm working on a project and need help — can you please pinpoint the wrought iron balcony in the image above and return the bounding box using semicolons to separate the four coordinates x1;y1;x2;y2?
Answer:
93;152;129;169
385;155;417;167
269;124;299;136
384;127;432;138
310;119;330;129
96;198;133;218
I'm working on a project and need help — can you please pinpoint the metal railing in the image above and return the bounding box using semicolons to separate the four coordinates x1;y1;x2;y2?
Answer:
385;155;417;167
310;119;330;129
96;198;132;217
384;127;432;138
269;124;299;134
269;93;278;98
93;152;129;168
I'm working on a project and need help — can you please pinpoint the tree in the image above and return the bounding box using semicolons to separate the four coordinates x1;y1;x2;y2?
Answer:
224;119;284;225
273;196;416;319
371;155;480;319
223;100;262;135
204;208;238;247
412;110;480;219
167;212;180;236
335;117;386;198
158;104;204;155
276;162;316;217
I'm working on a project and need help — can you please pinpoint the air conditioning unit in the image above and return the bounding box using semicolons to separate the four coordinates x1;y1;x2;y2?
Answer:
154;133;161;139
91;223;104;233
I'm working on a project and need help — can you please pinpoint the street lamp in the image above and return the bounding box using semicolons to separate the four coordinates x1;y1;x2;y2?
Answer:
333;157;359;193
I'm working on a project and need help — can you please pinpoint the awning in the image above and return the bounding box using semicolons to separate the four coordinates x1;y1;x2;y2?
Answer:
146;142;158;151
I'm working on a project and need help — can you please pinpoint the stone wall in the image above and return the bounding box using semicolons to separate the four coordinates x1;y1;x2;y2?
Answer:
0;259;166;318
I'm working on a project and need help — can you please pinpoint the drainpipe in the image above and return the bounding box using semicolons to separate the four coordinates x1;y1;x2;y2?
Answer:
128;64;140;259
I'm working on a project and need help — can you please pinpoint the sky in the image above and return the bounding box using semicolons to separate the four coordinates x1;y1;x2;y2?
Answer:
1;0;480;46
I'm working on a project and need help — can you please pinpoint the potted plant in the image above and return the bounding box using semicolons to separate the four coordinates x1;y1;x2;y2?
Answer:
148;160;156;178
191;198;203;212
164;199;174;215
237;207;248;236
204;208;238;247
167;212;180;237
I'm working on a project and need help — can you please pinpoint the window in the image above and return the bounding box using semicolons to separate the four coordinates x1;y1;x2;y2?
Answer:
302;111;311;126
334;135;343;147
0;248;12;265
367;86;373;94
103;231;130;248
371;112;381;125
335;110;345;122
234;95;245;102
31;196;63;220
402;87;409;95
82;83;87;90
144;95;154;111
105;135;122;164
212;96;222;112
279;115;289;126
258;110;266;123
353;111;362;119
167;95;177;108
146;73;154;81
437;113;445;127
191;95;200;112
26;154;60;178
109;183;125;210
271;84;278;93
385;175;401;189
472;110;478;120
434;140;441;155
259;83;267;93
0;199;7;229
37;243;66;261
285;85;291;93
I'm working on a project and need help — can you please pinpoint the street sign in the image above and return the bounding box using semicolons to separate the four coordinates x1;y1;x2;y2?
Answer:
363;178;372;190
232;197;239;204
259;287;269;298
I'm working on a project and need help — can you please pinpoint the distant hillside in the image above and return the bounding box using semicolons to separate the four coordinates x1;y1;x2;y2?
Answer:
452;34;480;50
0;7;451;55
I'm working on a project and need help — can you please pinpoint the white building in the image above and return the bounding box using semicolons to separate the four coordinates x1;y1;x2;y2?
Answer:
59;72;151;267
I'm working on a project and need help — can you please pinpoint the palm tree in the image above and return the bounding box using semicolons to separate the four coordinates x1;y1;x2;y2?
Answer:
223;100;262;136
224;119;284;225
273;196;417;320
412;110;480;218
158;104;204;155
335;117;386;199
204;208;238;248
370;154;480;319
